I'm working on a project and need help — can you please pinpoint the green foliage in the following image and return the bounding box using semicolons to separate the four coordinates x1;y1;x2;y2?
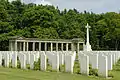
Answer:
9;61;12;68
26;64;30;69
17;57;21;69
2;59;5;67
0;0;120;51
47;63;52;72
34;58;40;70
32;26;59;39
73;61;80;74
113;59;120;71
46;58;52;72
89;64;98;76
108;71;114;78
59;65;65;72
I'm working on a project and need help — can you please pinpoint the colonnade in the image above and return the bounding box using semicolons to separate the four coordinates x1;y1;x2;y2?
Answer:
9;40;83;52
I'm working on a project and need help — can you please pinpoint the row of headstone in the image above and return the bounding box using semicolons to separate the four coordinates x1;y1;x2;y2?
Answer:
0;51;47;70
1;51;119;78
79;51;120;78
45;51;76;72
0;51;76;65
0;51;76;73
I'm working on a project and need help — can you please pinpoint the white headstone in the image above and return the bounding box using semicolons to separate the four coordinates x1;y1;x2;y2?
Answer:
52;53;59;71
5;53;9;67
107;54;112;70
46;51;53;65
26;52;30;64
90;53;98;69
59;52;64;65
9;51;14;63
0;53;2;66
112;53;115;65
20;54;26;69
79;54;89;75
40;52;46;71
65;55;74;73
12;52;17;68
98;55;108;78
30;54;35;69
34;51;40;62
104;53;113;70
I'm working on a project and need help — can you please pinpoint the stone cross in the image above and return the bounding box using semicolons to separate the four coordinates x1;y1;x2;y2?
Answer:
85;23;91;45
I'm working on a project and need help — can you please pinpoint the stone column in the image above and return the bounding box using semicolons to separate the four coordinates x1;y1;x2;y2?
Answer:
61;43;63;51
83;43;85;51
66;43;68;51
45;42;47;51
71;43;74;52
19;42;22;51
33;42;35;51
77;43;79;53
26;42;28;51
15;40;17;51
9;41;13;51
39;42;41;51
23;42;25;51
56;43;58;51
9;41;11;51
51;43;53;51
11;41;13;51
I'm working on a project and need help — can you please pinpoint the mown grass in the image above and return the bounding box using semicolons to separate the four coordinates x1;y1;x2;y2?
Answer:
0;62;120;80
1;58;120;80
0;67;107;80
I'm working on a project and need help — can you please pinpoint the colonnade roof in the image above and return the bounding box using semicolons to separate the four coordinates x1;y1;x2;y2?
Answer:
9;36;84;43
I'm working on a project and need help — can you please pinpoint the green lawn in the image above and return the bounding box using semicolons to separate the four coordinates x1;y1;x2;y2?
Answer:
0;67;120;80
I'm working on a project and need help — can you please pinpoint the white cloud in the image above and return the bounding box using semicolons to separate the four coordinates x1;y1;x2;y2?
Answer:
8;0;120;13
45;0;119;13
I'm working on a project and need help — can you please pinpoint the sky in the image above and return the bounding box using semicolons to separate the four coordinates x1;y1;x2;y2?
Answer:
9;0;120;13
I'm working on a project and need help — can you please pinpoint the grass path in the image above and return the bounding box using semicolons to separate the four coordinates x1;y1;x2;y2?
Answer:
0;67;119;80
